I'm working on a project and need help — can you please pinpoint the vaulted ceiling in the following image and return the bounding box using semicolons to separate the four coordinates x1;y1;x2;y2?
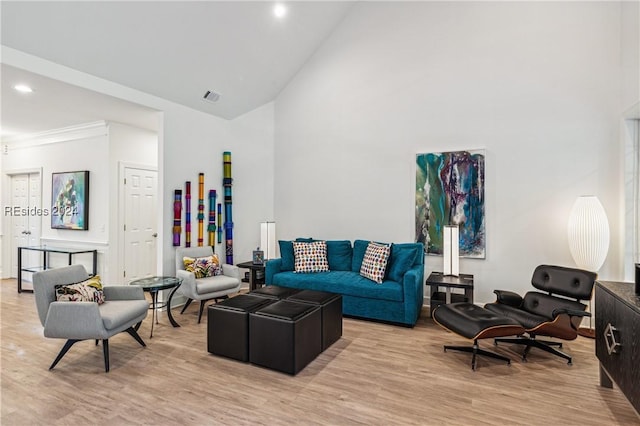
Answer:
1;1;354;137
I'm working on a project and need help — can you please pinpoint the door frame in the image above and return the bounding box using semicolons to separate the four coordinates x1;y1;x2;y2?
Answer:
1;167;43;279
117;162;159;283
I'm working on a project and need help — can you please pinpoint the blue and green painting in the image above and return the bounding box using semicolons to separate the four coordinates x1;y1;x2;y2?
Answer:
415;150;485;258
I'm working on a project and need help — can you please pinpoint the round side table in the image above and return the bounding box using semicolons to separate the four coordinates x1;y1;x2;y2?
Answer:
130;276;182;338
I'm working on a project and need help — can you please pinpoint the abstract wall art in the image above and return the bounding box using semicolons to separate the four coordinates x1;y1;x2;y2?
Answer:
51;170;89;230
415;150;485;258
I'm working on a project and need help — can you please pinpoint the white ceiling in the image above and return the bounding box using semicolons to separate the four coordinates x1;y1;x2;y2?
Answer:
1;1;355;138
1;64;161;137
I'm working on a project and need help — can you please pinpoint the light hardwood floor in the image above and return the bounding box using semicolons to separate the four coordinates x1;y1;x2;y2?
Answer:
1;278;638;425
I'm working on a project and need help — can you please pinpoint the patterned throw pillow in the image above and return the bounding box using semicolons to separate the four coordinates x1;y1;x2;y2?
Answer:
183;254;221;278
293;241;329;273
360;242;391;284
55;275;105;304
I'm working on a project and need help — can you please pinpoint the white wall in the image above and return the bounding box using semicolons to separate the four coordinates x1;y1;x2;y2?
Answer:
108;122;158;283
1;121;159;283
227;102;275;262
2;48;276;280
274;2;628;304
2;122;110;278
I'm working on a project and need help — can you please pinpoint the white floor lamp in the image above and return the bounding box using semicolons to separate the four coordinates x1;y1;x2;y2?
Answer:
567;195;610;338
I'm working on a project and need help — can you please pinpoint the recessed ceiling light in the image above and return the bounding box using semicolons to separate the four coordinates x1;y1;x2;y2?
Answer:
14;84;33;93
274;3;287;19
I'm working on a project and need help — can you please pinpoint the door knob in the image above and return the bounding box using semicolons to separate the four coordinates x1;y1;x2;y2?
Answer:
152;233;158;238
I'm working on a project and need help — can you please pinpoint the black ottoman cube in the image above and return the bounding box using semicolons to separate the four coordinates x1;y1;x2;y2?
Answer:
250;285;299;300
287;290;342;350
207;294;274;362
249;300;322;375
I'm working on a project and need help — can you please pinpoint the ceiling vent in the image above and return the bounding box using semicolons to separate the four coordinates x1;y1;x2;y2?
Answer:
203;90;221;103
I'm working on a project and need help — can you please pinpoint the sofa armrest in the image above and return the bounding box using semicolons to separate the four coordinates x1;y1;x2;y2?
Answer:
402;264;424;326
222;264;240;280
44;302;105;339
265;259;283;285
105;285;144;301
176;269;197;299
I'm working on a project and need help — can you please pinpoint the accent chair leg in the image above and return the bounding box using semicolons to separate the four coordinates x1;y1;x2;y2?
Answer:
180;298;194;314
125;326;147;347
49;339;80;370
198;300;206;324
103;339;109;372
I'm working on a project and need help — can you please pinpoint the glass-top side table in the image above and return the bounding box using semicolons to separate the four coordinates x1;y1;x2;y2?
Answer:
130;276;182;338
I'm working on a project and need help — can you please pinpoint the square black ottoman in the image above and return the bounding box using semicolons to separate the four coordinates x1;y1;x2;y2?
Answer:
249;300;322;375
250;285;299;300
207;294;274;362
287;290;342;350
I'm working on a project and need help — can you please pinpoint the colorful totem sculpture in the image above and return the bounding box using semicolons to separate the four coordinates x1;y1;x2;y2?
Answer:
197;173;205;247
208;190;217;247
172;189;182;246
217;203;223;244
185;181;192;247
223;151;234;264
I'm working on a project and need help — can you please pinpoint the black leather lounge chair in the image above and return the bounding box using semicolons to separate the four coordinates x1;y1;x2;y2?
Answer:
484;265;596;365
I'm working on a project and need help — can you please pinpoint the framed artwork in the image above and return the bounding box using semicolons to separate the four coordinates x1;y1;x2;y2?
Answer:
51;171;89;230
253;250;264;265
415;150;485;258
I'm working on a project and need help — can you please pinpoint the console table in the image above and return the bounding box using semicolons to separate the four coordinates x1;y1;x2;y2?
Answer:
595;281;640;415
17;246;98;293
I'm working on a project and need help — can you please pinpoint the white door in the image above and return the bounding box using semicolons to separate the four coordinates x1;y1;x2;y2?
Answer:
10;173;42;288
123;167;158;282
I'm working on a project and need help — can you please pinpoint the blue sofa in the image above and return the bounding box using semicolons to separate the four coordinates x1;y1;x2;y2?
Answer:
265;239;425;327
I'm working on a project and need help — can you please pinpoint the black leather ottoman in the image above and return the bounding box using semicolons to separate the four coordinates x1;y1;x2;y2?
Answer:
207;294;274;362
433;302;525;370
287;290;342;350
250;285;299;300
249;300;322;375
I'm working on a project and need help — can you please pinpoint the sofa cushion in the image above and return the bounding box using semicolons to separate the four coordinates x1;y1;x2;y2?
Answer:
55;276;105;304
326;240;353;271
279;238;314;271
183;254;221;278
386;244;419;283
359;242;391;284
270;271;403;302
351;239;370;272
293;241;329;273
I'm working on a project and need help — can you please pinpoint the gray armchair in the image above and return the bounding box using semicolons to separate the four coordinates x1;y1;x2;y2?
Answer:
33;265;149;372
175;246;241;323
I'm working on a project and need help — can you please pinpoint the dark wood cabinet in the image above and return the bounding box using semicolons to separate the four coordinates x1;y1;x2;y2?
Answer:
595;281;640;415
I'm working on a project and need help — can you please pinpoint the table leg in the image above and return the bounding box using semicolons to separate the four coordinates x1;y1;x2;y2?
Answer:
17;247;23;293
150;291;158;338
250;269;256;291
166;285;181;328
